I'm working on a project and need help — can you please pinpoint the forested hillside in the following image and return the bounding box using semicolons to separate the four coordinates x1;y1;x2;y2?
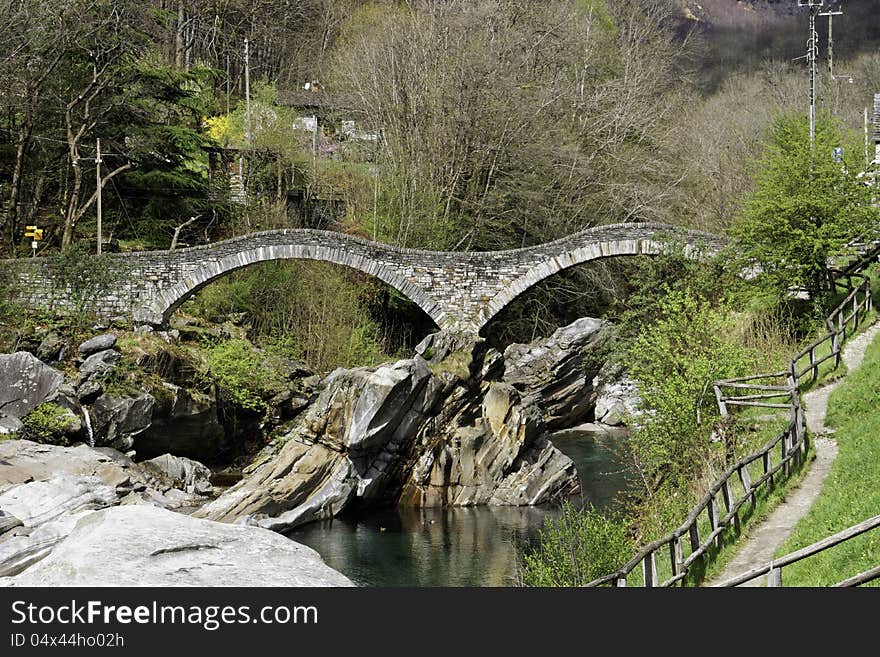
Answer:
1;0;878;361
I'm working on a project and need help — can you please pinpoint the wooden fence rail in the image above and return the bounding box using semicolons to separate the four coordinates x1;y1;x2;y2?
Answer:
585;252;877;588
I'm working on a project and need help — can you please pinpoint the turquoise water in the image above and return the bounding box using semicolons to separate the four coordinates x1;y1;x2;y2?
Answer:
289;430;632;586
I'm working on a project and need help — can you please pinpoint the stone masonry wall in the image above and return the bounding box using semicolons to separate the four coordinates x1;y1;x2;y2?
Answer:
4;223;726;333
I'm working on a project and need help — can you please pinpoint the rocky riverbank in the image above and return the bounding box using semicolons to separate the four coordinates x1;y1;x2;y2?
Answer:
0;439;351;585
0;315;640;583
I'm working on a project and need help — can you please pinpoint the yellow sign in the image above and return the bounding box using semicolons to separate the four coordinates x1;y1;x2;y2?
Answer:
24;227;43;240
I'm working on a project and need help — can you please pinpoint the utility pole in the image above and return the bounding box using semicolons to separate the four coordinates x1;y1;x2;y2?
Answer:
243;37;252;215
819;6;853;83
798;1;823;150
96;138;102;255
244;38;252;146
819;8;841;78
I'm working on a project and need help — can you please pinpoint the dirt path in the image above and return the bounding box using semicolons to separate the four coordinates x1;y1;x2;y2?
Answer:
708;322;880;587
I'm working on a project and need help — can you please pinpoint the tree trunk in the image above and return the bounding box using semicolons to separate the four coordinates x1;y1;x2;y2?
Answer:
175;1;186;69
5;121;31;251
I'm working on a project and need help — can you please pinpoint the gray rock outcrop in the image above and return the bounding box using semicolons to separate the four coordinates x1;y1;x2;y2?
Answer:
0;352;64;420
502;317;609;430
1;505;353;587
36;333;66;363
0;440;272;582
79;349;122;378
132;385;225;461
141;453;213;495
198;320;609;531
593;363;642;427
90;393;155;452
0;475;117;527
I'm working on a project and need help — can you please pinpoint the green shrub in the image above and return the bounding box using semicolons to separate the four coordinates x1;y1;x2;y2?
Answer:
21;403;78;446
518;501;634;587
185;260;391;372
204;339;287;413
623;290;753;539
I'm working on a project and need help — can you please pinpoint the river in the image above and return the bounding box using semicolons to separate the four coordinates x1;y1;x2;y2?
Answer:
289;428;632;586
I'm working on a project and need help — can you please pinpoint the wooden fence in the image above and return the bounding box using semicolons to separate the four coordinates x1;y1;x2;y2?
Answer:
585;257;876;588
712;514;880;587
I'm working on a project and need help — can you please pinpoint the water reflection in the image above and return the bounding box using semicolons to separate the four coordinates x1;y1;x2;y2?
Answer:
289;429;632;586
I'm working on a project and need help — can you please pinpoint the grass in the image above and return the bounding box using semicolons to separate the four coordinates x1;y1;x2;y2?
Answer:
775;327;880;586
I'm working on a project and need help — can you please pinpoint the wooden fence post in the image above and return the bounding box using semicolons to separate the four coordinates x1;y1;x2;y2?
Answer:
767;566;782;587
642;550;657;588
707;496;719;548
781;431;789;476
763;451;773;486
738;465;755;506
714;384;727;416
689;523;700;554
670;537;684;581
722;479;739;532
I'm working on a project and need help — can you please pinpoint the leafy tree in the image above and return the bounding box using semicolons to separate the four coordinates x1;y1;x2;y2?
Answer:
730;113;879;306
622;289;752;538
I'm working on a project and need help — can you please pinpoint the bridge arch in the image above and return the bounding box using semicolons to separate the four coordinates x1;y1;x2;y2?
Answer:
476;238;709;333
150;243;444;327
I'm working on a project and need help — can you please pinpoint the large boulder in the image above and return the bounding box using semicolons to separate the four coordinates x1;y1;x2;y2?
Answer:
503;317;609;430
196;440;353;528
140;453;212;495
89;392;155;452
0;439;135;488
0;416;23;436
399;382;578;506
0;505;353;586
79;349;121;378
0;439;208;513
593;363;642;427
0;475;118;528
36;333;66;363
78;333;117;357
0;512;90;577
0;352;64;420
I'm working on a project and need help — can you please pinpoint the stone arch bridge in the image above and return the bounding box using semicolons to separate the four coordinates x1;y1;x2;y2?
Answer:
12;223;726;334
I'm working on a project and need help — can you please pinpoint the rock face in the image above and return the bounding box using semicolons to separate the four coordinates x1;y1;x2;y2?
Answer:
89;393;155;452
79;349;122;378
503;317;608;430
0;439;210;511
0;505;352;586
593;363;642;427
199;319;607;531
132;385;225;461
0;352;64;420
36;333;66;363
141;453;213;495
0;475;117;527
